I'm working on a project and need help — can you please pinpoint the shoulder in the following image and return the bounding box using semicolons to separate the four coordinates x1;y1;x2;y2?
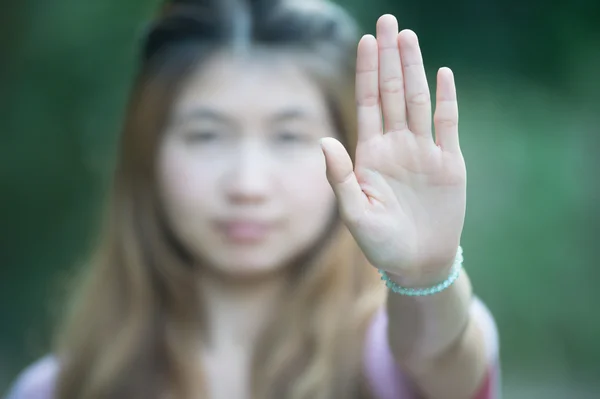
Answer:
4;356;59;399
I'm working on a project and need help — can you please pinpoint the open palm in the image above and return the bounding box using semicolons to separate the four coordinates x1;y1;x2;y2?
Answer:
321;15;467;284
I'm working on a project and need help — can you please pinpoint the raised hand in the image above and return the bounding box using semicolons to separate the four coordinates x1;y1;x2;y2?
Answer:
321;14;467;286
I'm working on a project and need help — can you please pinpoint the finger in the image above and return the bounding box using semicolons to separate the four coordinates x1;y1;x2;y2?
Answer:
320;137;366;220
398;29;432;138
434;67;460;153
356;34;382;143
376;14;406;132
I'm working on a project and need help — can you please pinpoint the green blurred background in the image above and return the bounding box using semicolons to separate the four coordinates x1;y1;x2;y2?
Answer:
1;0;599;397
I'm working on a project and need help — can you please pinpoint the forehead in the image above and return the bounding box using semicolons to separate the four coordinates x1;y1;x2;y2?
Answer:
173;51;329;118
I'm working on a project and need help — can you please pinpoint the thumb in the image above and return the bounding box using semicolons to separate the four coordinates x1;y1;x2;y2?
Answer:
320;137;366;220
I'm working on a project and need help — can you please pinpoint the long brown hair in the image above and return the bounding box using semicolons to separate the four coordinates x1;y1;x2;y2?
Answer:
53;1;385;398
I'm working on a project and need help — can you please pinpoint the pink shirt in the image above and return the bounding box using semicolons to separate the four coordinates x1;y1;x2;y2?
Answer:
4;298;500;399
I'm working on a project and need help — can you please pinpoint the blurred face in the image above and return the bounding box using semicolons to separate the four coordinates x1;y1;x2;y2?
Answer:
158;52;338;278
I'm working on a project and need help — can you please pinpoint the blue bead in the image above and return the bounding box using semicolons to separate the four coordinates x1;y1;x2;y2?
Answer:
378;246;464;297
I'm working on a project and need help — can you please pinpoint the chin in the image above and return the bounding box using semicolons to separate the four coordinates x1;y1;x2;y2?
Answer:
206;253;288;280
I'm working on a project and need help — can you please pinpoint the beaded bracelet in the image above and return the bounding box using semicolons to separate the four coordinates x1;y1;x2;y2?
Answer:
378;246;464;296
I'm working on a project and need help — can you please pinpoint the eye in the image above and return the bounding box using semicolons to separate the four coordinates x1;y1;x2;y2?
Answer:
274;130;309;144
184;130;221;144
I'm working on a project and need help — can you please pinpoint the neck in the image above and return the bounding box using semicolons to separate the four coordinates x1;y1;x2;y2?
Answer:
198;268;288;353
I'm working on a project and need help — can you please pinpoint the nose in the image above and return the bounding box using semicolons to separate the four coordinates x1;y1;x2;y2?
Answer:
224;141;272;204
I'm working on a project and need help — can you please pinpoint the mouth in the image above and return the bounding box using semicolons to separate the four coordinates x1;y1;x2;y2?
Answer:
215;220;277;244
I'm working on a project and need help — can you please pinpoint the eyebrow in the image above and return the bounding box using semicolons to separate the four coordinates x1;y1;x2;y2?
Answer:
269;109;311;123
174;107;313;126
174;108;232;125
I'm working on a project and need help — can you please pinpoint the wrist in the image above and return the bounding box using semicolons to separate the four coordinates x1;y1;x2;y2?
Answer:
380;246;464;295
385;262;454;289
385;245;462;288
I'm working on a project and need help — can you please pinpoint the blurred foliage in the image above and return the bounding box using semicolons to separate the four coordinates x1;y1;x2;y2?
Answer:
1;0;599;396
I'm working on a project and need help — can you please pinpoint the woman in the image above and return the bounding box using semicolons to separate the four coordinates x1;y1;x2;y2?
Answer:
6;0;500;398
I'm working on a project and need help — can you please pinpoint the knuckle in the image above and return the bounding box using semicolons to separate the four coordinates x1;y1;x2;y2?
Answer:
380;75;404;94
387;120;407;132
357;93;379;107
435;117;457;128
407;91;430;106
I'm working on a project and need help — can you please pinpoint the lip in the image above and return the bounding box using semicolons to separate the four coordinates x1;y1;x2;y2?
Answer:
215;220;276;244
